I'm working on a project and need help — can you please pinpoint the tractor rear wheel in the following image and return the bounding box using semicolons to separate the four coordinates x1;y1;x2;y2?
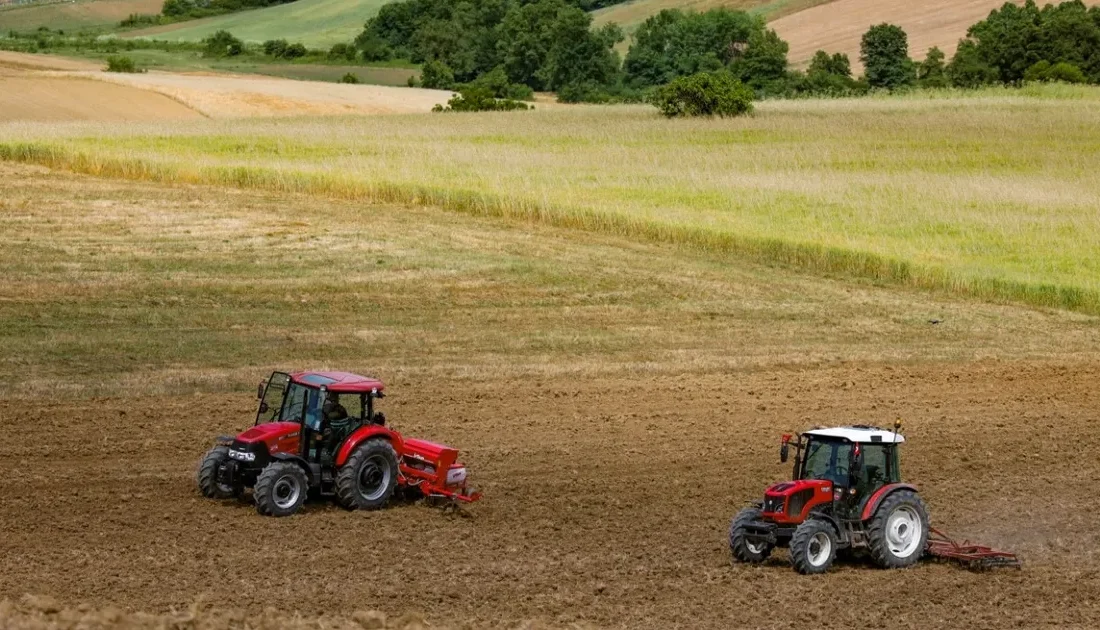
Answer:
197;445;237;499
254;461;309;517
789;519;838;574
335;438;399;511
867;489;929;569
729;507;773;563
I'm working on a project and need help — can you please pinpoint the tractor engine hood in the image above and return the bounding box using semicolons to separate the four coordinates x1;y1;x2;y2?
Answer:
765;480;833;496
236;421;300;446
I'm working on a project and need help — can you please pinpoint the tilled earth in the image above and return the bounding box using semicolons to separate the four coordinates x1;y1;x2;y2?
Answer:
2;361;1100;629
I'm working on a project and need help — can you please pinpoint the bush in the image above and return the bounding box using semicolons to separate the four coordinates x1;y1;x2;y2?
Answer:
262;38;287;57
650;70;754;118
407;75;418;87
419;59;455;89
459;66;534;100
917;47;949;88
340;72;360;84
860;23;915;89
282;42;307;59
105;55;138;73
1026;60;1087;83
203;30;242;57
120;13;160;27
432;87;530;112
329;43;357;61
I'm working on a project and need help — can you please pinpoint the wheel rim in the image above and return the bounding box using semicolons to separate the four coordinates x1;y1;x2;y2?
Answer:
272;475;301;509
357;454;392;501
746;540;767;555
807;531;832;567
886;505;922;558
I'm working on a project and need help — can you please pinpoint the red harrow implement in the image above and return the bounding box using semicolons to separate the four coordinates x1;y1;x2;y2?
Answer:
926;527;1021;571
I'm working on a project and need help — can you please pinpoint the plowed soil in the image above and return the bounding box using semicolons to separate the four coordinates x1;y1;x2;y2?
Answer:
3;362;1100;629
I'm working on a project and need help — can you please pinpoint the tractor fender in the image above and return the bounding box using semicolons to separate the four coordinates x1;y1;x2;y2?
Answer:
335;425;403;467
270;453;318;485
806;510;848;545
860;483;919;521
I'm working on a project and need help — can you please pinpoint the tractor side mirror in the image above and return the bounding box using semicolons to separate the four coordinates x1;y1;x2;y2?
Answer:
780;443;789;463
257;381;266;400
258;401;269;414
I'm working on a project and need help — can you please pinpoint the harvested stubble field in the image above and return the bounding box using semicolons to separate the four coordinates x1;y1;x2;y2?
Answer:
1;161;1100;629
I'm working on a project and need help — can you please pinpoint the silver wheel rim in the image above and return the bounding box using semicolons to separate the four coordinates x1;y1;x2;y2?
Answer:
886;506;922;558
273;475;301;509
358;454;392;501
746;540;767;555
807;531;832;567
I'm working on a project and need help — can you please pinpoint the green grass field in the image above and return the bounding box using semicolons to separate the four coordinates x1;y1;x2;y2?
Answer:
592;0;833;40
0;0;162;32
2;84;1099;318
123;0;391;47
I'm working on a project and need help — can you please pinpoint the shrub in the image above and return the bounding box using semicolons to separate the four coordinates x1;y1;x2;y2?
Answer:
407;75;418;87
459;66;534;100
649;71;754;118
203;30;242;57
860;23;915;89
120;13;160;28
432;87;530;112
263;38;288;57
1040;61;1087;83
282;42;307;59
105;55;138;73
340;72;360;84
420;59;455;89
329;43;356;61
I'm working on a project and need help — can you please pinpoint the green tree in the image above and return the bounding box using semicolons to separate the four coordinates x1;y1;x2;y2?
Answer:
946;39;998;88
732;27;789;90
623;8;758;87
917;46;949;88
202;30;243;58
650;70;754;118
541;9;622;90
497;0;565;90
860;23;915;89
420;59;455;89
808;50;851;78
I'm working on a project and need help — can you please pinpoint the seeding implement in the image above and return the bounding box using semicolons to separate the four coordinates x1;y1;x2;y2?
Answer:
729;421;1020;573
197;371;481;516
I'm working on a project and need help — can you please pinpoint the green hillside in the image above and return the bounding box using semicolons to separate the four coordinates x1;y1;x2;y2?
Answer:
125;0;391;47
592;0;830;38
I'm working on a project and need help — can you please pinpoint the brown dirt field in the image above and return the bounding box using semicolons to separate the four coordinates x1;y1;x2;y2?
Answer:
772;0;1100;70
0;76;205;122
0;0;163;31
3;363;1100;629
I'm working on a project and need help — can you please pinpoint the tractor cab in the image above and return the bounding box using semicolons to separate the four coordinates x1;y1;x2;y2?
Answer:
784;426;903;501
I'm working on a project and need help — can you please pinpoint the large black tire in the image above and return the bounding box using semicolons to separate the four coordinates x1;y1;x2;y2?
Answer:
867;489;930;569
196;445;236;499
728;507;774;563
789;519;838;575
254;461;309;517
335;438;399;511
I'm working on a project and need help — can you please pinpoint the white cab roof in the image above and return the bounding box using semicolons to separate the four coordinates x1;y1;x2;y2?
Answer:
804;426;905;444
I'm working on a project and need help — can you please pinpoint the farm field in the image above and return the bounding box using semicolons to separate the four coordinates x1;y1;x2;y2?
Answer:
592;0;832;38
771;0;1100;69
0;0;161;32
3;85;1098;313
124;0;392;48
1;162;1100;628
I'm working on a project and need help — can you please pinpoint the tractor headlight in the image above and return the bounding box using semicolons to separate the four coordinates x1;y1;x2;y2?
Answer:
229;449;256;462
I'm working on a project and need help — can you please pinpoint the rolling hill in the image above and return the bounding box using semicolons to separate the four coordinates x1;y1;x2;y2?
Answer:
125;0;390;47
0;0;162;32
592;0;830;37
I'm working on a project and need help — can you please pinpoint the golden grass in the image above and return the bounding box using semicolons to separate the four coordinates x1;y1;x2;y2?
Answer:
2;85;1099;317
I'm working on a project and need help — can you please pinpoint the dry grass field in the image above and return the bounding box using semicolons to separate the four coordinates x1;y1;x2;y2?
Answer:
773;0;1100;68
0;0;162;32
1;162;1100;628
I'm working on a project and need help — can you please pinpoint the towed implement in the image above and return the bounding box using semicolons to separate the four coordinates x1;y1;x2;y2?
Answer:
729;421;1019;573
197;371;481;516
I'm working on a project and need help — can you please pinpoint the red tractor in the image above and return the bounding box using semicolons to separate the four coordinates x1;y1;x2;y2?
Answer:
196;371;481;516
729;423;930;574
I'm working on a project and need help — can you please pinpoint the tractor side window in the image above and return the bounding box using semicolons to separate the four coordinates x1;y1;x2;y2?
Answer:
257;372;289;424
802;440;852;485
858;444;889;494
280;384;309;423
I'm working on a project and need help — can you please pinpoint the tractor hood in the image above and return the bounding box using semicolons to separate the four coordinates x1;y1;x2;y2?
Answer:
766;480;832;495
236;421;299;445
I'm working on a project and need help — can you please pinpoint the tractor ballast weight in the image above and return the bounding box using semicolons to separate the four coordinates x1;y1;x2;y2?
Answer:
729;421;1019;573
197;371;480;516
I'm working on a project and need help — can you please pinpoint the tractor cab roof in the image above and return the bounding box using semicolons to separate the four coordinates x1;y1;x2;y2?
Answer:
804;426;904;444
288;371;385;395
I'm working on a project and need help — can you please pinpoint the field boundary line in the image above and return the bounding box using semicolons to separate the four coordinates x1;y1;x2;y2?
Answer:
1;140;1096;316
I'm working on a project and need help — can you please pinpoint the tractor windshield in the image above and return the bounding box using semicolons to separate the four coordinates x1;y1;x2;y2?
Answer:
800;438;853;486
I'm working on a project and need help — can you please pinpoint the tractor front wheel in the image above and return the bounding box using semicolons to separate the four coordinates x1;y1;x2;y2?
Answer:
729;507;773;563
197;445;237;499
789;519;838;574
867;489;929;569
254;461;309;517
335;438;399;511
